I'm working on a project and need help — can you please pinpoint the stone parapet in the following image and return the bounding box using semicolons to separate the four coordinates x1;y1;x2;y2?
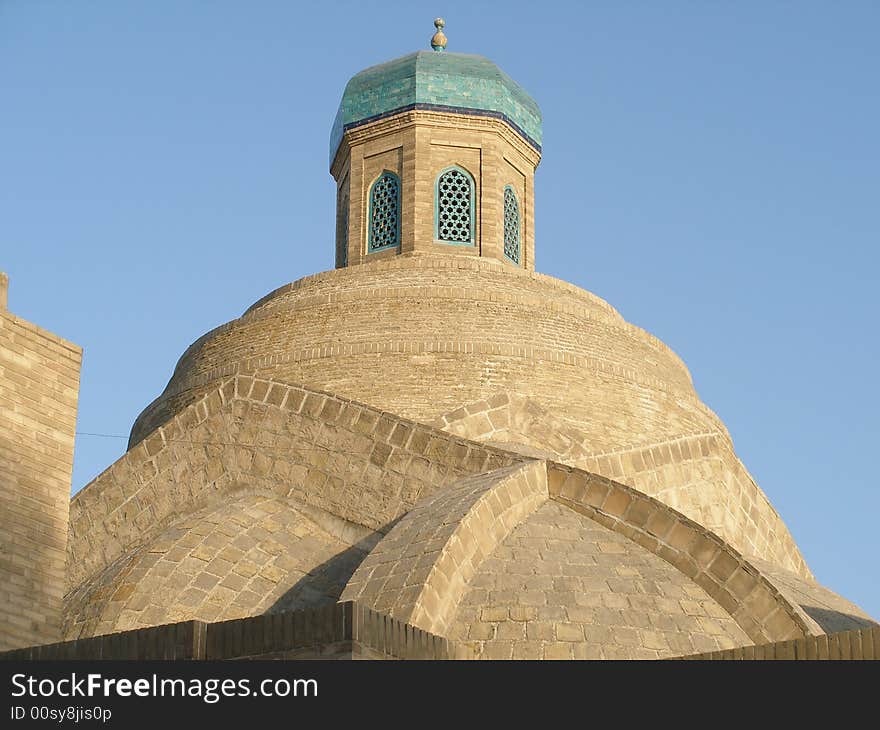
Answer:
680;625;880;660
4;602;874;661
1;602;462;661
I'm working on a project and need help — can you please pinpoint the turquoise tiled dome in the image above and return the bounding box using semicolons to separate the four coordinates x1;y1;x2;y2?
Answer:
330;51;542;164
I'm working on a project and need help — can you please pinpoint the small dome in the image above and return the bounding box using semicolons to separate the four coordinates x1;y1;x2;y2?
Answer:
330;51;542;163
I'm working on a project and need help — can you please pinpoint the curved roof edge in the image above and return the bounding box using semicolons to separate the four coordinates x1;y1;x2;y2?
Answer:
329;51;542;164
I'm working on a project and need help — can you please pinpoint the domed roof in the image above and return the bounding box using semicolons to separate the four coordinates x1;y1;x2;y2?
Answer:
330;51;542;163
128;255;811;577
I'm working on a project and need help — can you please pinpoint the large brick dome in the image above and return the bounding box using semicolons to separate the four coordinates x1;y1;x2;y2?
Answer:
20;27;873;663
131;254;805;577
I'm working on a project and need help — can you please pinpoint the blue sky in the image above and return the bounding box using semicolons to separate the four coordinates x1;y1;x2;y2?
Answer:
2;2;878;620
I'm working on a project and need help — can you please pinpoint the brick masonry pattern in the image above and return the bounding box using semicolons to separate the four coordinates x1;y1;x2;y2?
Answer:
66;376;524;606
450;501;751;659
341;457;821;657
0;305;82;651
341;461;547;635
4;602;467;661
61;377;875;655
63;493;371;639
435;392;808;577
124;255;807;578
6;602;877;662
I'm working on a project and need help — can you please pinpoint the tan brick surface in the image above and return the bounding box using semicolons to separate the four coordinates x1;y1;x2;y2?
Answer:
331;110;539;271
3;602;470;661
65;372;855;654
547;464;813;644
125;255;809;578
63;494;370;639
449;500;751;660
66;377;524;613
340;461;547;634
748;556;877;635
680;625;880;661
5;46;875;664
0;296;82;650
438;395;808;577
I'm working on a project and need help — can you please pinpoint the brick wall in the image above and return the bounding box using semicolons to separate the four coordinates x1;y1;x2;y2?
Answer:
0;276;82;650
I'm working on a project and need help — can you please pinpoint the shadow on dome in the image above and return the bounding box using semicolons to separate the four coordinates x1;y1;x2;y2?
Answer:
265;538;375;614
801;606;878;635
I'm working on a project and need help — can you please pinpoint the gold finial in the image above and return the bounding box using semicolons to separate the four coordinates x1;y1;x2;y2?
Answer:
431;18;447;51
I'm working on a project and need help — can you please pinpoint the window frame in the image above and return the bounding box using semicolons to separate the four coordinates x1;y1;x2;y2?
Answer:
434;165;476;246
367;170;402;254
502;185;521;265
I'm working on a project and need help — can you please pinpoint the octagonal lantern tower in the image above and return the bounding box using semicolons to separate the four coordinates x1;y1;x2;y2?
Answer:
330;19;542;270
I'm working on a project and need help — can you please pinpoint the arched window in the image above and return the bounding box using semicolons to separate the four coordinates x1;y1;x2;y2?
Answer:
503;186;521;265
368;172;400;252
435;166;475;245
